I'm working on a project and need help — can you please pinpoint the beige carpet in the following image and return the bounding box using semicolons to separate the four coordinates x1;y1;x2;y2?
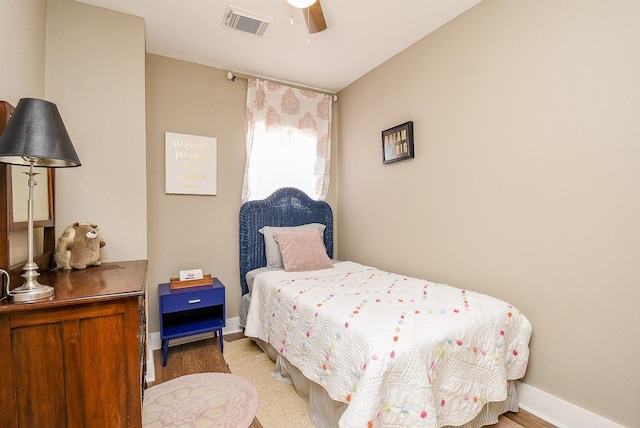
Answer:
224;338;315;428
224;338;523;428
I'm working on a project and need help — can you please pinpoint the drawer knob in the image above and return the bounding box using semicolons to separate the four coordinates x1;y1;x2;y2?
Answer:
188;299;201;304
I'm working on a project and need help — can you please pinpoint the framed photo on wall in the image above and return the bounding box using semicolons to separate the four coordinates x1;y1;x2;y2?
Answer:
382;121;414;164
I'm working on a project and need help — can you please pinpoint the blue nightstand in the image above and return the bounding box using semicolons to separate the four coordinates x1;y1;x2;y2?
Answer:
158;279;226;366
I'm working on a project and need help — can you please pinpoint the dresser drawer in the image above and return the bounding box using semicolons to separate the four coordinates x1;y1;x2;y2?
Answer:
160;286;224;314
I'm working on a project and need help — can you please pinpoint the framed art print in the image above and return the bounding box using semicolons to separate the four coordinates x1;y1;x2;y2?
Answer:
165;132;217;195
382;121;414;164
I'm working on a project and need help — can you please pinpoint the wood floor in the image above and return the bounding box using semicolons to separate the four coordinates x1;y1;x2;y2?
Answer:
150;334;555;428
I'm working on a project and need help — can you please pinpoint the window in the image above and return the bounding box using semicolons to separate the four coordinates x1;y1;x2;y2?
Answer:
242;79;332;202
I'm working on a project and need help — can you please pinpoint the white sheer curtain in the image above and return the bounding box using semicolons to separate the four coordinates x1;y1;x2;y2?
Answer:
242;78;332;202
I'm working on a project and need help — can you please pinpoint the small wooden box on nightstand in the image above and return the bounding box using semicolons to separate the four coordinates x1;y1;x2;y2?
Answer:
158;278;226;366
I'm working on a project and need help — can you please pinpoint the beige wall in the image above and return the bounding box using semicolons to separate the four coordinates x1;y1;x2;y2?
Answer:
2;0;148;266
337;0;639;426
145;54;339;335
145;54;247;334
0;0;46;102
45;0;148;262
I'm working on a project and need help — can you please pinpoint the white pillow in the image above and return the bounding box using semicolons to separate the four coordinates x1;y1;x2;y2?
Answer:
259;223;326;268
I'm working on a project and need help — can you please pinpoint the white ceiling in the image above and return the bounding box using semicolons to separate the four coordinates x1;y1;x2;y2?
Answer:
76;0;482;93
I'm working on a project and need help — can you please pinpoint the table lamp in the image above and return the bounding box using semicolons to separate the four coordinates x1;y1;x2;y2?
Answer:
0;98;81;302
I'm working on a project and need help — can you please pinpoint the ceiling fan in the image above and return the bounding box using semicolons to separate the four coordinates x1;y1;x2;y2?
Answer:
288;0;327;33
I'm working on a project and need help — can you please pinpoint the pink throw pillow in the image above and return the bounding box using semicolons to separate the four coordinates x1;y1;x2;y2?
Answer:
273;229;333;272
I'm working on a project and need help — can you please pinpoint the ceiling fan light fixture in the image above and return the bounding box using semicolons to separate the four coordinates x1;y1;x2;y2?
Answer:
287;0;316;8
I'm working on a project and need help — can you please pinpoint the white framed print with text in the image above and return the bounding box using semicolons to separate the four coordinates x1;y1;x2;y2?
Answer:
165;132;217;195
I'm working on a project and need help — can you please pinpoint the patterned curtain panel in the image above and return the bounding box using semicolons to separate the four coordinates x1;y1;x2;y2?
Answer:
242;78;333;202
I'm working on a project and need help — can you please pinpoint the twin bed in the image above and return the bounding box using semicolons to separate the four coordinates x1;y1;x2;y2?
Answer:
239;188;532;428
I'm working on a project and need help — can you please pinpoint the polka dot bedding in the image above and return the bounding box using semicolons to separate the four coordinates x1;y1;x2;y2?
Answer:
244;261;532;428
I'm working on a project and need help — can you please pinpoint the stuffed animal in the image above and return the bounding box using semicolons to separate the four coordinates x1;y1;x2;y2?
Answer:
55;222;106;270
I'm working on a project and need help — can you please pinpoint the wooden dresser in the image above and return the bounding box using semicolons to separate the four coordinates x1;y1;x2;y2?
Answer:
0;260;147;428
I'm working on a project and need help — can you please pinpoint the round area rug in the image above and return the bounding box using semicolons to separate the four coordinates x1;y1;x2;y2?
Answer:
143;373;259;428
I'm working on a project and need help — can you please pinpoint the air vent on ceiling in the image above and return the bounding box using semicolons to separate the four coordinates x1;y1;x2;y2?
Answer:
223;5;273;37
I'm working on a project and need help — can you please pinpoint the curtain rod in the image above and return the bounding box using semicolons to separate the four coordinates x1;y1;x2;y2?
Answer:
225;70;338;101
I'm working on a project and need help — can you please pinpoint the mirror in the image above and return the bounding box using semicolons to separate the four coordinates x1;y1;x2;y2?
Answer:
8;165;54;230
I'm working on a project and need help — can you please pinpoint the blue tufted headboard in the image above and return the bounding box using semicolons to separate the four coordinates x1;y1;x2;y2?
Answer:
239;187;334;295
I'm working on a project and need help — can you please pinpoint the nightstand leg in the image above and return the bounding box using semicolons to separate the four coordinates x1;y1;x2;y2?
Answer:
162;339;169;367
218;329;224;353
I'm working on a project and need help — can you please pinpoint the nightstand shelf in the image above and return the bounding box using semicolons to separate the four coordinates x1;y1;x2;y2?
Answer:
159;279;226;366
162;307;225;337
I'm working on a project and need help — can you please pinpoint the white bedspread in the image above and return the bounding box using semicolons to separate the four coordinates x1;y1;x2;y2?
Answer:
244;261;532;428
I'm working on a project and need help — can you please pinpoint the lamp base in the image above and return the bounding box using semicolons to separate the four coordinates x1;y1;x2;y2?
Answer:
7;264;54;302
8;283;54;302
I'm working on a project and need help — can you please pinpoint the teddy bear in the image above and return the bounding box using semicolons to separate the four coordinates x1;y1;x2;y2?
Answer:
54;222;106;270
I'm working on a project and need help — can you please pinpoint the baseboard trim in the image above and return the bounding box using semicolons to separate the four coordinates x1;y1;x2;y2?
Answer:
145;317;243;383
516;381;623;428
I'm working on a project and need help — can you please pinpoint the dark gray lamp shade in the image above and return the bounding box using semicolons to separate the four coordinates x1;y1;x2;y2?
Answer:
0;98;81;167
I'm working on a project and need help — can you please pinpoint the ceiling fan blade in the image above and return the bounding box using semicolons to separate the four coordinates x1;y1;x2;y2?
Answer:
304;0;327;34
